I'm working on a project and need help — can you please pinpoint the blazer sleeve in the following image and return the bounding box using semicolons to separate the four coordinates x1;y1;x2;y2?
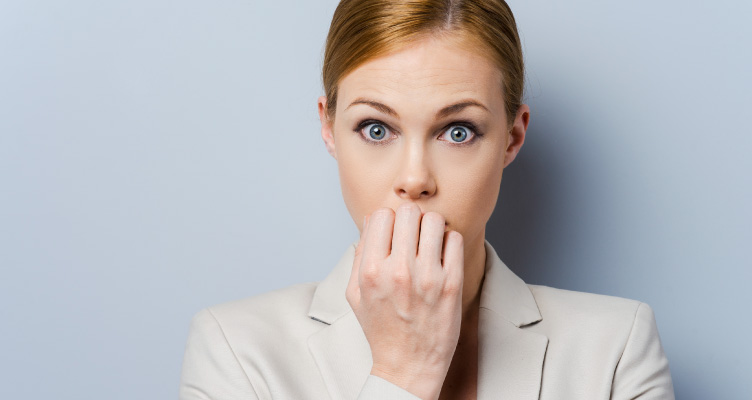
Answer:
357;375;423;400
179;308;259;400
180;308;418;400
611;303;675;400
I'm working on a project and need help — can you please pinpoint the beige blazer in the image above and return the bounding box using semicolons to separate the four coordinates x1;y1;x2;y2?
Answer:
179;240;674;399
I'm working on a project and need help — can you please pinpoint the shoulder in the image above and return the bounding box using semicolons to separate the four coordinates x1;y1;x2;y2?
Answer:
183;282;326;380
526;284;651;348
528;284;646;326
525;285;674;397
194;282;323;342
181;282;330;399
186;281;325;364
525;284;665;369
207;281;319;322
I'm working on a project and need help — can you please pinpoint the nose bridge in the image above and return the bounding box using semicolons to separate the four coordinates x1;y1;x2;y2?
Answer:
394;134;436;200
405;135;427;167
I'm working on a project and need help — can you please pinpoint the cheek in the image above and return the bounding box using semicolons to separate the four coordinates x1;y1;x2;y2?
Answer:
338;161;372;214
436;148;504;236
335;136;392;223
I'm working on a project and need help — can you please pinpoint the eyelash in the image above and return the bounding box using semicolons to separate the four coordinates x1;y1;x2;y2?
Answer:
353;119;484;146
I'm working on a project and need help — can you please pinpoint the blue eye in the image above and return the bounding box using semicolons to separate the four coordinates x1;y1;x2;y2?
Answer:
444;125;472;143
366;123;389;141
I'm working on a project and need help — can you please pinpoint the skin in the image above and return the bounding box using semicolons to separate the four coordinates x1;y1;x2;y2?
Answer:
317;34;530;400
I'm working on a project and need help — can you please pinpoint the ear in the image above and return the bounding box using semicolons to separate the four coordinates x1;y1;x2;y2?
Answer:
318;96;337;159
503;104;530;168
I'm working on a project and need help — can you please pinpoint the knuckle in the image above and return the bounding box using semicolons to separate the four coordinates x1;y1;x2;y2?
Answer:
390;268;411;287
360;263;380;284
418;277;436;293
443;279;462;296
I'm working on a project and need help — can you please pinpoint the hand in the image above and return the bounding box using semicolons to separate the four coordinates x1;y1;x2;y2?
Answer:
346;202;464;400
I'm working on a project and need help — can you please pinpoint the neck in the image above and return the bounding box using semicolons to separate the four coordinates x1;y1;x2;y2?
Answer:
461;232;487;319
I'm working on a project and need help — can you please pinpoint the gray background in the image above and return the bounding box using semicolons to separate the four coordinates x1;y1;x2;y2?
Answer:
1;0;750;399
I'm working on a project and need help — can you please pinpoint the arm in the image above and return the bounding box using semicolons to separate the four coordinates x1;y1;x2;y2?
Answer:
611;303;675;400
179;308;259;400
179;308;420;400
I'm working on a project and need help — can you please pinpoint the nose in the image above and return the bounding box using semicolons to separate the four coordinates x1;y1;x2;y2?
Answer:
393;140;437;200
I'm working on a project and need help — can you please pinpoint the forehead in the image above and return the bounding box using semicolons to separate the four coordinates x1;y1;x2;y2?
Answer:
337;35;505;112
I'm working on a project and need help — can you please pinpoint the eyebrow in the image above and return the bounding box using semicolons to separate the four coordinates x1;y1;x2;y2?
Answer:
346;98;489;119
346;98;399;117
436;100;489;119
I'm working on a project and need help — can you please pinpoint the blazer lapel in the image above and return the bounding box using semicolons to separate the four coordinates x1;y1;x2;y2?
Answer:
478;310;548;399
307;243;373;400
306;240;549;400
307;312;373;400
477;241;548;400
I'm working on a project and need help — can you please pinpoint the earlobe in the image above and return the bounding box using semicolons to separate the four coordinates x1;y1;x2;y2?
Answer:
317;96;337;159
503;104;530;168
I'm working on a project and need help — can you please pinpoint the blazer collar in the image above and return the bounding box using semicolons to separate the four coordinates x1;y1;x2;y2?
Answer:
307;240;548;400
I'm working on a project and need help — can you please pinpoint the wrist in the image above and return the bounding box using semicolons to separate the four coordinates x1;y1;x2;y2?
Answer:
370;364;445;400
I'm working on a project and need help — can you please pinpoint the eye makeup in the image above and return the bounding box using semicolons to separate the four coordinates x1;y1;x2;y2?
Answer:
353;119;396;146
352;118;485;147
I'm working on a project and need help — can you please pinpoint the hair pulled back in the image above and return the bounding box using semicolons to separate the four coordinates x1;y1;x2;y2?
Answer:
322;0;524;125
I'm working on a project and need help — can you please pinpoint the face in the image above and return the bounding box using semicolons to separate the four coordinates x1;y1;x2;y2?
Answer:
318;34;529;248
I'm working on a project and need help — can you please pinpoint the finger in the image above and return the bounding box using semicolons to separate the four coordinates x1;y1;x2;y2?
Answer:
391;202;421;260
347;215;369;308
417;212;446;265
441;230;464;291
362;208;395;262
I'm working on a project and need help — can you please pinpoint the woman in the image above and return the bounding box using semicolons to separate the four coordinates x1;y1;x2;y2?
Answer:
179;0;674;399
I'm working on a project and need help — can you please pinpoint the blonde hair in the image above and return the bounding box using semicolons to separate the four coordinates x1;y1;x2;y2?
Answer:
322;0;525;125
